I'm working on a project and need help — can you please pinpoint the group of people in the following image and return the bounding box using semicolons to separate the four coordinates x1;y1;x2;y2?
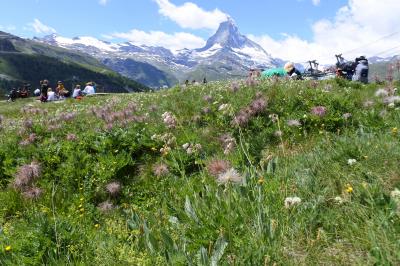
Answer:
35;80;96;103
261;57;369;83
6;84;30;102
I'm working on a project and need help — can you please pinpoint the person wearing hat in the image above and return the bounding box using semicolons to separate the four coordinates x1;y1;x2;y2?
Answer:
72;85;83;99
284;62;303;80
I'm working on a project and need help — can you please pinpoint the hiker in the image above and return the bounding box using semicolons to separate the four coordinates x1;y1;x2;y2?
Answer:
203;77;207;84
83;82;95;95
284;62;303;80
352;56;369;84
185;80;189;86
261;68;287;78
56;81;70;98
7;88;18;102
47;88;56;102
72;85;83;99
40;80;49;102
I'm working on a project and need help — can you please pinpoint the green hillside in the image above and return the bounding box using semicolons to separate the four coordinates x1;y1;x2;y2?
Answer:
0;78;399;265
0;31;148;95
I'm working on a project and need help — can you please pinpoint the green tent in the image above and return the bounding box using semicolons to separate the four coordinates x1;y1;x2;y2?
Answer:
261;68;287;78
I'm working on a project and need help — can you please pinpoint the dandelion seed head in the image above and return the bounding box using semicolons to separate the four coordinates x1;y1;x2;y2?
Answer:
217;168;243;184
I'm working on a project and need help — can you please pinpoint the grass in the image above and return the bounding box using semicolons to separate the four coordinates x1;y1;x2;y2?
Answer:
0;78;399;265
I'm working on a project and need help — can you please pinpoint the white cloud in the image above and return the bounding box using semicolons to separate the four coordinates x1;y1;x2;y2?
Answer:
99;0;109;6
154;0;228;30
0;25;16;32
312;0;321;6
110;29;206;52
28;19;56;34
249;0;400;64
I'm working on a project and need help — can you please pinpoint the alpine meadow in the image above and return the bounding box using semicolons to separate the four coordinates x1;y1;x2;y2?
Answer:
0;78;400;265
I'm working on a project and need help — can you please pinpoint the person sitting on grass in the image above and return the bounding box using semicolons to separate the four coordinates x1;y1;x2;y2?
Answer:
40;80;49;103
72;85;83;99
47;88;56;102
83;82;95;95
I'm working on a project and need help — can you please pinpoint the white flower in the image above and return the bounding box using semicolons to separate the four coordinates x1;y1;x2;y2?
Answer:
375;89;389;97
284;197;302;208
216;168;243;184
388;102;395;108
182;143;190;150
218;104;228;111
334;196;344;204
347;159;357;166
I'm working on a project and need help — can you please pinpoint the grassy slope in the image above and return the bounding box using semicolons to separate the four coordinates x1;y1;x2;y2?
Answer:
0;79;399;265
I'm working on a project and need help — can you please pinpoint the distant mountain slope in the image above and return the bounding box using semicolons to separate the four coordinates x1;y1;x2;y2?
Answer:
0;31;147;95
34;18;279;85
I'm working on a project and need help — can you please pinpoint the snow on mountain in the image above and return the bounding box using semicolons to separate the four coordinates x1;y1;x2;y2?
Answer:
33;18;279;84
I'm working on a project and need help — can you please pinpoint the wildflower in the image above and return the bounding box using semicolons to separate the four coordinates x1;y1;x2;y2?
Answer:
106;181;122;197
203;95;213;103
19;133;37;146
392;127;398;134
274;130;283;137
219;134;236;155
13;161;41;190
95;224;100;229
249;98;267;115
162;112;177;129
66;133;78;141
217;168;243;184
311;106;327;117
97;201;114;213
347;159;357;166
383;96;400;105
334;196;344;204
5;245;11;252
202;107;211;114
391;188;400;201
363;100;375;108
207;159;231;177
345;184;353;193
153;163;169;177
342;113;352;120
284;197;302;208
269;114;279;123
324;84;333;91
160;146;171;156
375;88;389;97
258;177;265;184
23;119;33;129
182;143;190;150
22;187;43;200
287;119;301;127
218;103;229;112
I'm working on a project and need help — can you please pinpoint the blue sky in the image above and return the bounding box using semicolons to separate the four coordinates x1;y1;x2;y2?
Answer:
0;0;346;40
1;0;399;63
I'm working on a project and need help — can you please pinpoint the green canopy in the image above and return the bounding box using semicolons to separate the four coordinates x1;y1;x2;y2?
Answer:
261;68;287;78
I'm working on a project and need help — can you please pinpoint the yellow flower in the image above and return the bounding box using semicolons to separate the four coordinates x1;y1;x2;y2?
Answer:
258;177;265;185
345;184;353;193
392;127;398;134
5;245;11;252
95;224;100;229
151;147;157;151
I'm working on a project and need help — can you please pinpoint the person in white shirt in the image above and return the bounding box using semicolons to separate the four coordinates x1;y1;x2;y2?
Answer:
47;88;56;102
83;82;95;95
72;85;82;98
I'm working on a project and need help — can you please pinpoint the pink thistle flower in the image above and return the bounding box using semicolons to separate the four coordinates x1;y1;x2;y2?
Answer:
66;133;78;141
98;200;114;213
153;163;169;177
105;181;122;197
13;161;41;190
207;159;231;177
22;187;43;200
311;106;327;117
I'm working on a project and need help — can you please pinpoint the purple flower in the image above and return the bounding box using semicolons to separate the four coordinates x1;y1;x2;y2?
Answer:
249;98;267;115
22;187;43;200
98;200;114;213
203;95;213;103
66;133;78;141
311;106;327;117
23;119;33;129
13;161;41;190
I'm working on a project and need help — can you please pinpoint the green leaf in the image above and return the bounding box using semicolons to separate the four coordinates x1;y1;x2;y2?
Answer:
211;235;228;266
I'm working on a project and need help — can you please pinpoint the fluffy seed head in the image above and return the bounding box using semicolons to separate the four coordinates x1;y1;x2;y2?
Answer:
153;163;169;177
106;181;122;197
207;159;231;177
